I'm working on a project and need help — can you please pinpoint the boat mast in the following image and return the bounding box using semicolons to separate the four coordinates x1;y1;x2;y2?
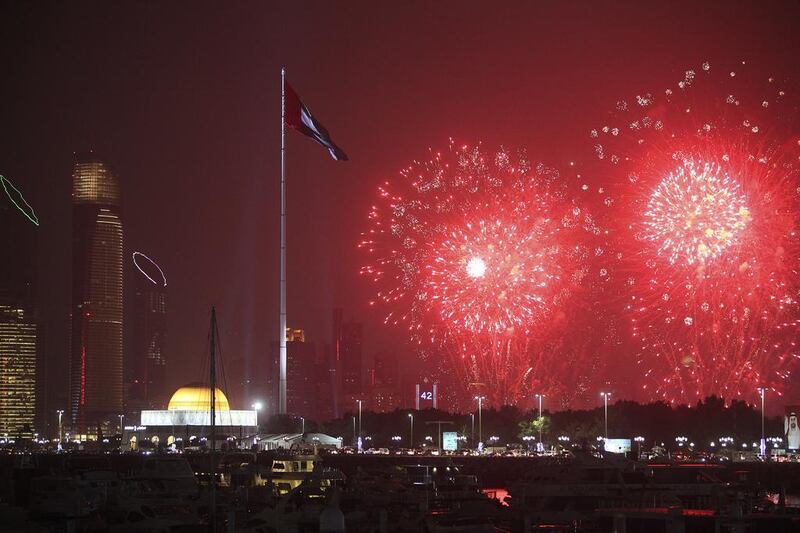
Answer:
210;306;217;533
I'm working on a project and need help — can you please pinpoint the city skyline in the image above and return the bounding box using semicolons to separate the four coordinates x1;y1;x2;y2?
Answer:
1;2;799;426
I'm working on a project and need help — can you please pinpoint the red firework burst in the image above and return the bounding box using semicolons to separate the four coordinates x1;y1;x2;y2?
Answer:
642;159;750;266
591;61;800;403
360;143;600;406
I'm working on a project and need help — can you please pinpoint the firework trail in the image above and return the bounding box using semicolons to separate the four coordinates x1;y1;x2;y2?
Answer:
361;143;601;406
591;61;800;402
1;174;39;226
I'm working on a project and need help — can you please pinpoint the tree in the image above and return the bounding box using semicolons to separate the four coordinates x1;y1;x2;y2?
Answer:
518;416;549;440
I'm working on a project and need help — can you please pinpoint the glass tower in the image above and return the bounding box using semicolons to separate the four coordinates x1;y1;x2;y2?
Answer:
70;152;123;435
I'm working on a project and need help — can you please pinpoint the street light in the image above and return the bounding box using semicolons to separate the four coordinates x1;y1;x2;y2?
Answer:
356;400;363;450
56;410;64;442
757;387;766;458
299;417;305;434
251;401;263;426
408;413;414;449
475;396;485;450
118;414;125;433
469;413;475;444
600;392;611;440
534;393;545;445
352;416;356;446
634;436;645;459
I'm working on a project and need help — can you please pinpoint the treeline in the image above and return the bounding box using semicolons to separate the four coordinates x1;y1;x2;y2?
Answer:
257;396;784;449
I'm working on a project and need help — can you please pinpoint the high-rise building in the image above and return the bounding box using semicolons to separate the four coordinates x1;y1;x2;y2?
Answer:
367;351;401;413
0;176;39;436
129;252;167;411
269;327;317;419
331;309;364;412
286;332;317;419
371;351;398;387
69;152;124;435
330;309;344;417
340;322;363;396
0;306;37;436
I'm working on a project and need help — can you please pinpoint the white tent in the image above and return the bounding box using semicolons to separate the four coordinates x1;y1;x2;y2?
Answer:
257;433;343;451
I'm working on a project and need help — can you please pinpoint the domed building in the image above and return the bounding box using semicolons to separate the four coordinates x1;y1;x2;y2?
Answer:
167;383;231;411
126;383;257;450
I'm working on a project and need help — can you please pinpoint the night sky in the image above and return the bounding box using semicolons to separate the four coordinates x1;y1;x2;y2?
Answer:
2;1;799;412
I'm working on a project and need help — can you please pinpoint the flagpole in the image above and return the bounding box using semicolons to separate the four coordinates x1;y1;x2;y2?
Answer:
279;67;287;414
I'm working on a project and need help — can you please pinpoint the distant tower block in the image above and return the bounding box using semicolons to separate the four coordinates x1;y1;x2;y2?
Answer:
131;252;167;408
0;306;36;435
70;152;124;435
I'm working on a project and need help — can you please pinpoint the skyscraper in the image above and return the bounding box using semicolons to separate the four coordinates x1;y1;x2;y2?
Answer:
0;306;37;436
0;176;39;436
285;329;317;419
340;321;363;396
331;308;364;410
368;351;401;413
70;152;124;435
129;252;167;411
269;328;318;419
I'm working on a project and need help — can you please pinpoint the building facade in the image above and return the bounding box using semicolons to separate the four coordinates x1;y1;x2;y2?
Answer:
69;152;124;435
0;306;37;436
286;335;317;419
340;321;363;396
0;176;39;436
126;384;257;450
367;351;401;412
129;252;167;411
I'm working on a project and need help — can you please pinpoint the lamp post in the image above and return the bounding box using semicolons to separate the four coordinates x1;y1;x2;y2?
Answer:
118;414;124;433
600;392;611;440
251;401;263;427
470;413;475;444
634;436;645;460
535;393;544;445
352;416;356;446
475;396;485;449
300;417;305;434
408;413;414;449
56;410;64;442
757;387;766;458
356;400;363;450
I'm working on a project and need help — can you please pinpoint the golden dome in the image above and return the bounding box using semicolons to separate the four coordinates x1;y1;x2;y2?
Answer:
168;383;231;411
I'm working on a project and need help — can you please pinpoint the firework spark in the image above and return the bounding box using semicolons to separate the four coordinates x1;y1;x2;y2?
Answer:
643;159;750;266
361;143;600;406
592;61;800;402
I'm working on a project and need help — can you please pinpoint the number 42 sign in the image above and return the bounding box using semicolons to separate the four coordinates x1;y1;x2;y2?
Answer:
415;383;438;410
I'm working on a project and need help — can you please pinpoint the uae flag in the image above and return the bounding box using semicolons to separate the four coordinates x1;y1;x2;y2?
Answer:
284;80;348;161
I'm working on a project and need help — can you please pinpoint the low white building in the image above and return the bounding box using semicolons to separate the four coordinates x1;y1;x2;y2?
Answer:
124;383;258;449
257;433;343;451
